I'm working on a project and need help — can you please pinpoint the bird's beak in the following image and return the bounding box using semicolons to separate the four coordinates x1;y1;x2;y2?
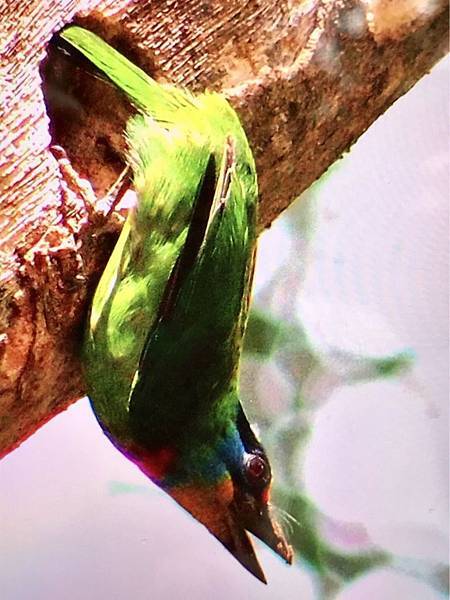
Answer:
236;496;293;572
170;480;293;583
228;487;293;583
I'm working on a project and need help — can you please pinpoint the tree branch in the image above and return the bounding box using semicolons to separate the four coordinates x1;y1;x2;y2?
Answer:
0;0;447;456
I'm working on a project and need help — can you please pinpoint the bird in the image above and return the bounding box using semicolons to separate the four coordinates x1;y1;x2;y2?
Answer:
58;25;292;582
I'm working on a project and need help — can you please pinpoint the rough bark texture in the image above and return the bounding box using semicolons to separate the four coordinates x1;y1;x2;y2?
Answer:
0;0;448;457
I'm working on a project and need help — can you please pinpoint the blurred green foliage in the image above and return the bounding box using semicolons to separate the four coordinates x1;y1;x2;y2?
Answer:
240;184;447;598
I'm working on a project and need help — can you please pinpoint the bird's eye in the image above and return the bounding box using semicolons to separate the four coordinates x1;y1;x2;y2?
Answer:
244;453;270;487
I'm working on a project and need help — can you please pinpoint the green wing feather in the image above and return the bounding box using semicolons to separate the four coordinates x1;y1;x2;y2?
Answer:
85;126;215;438
128;138;250;444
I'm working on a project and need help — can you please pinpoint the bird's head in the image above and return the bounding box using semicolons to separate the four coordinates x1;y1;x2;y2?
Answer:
128;404;292;583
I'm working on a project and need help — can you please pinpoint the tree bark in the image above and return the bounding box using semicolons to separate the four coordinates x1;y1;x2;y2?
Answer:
0;0;448;457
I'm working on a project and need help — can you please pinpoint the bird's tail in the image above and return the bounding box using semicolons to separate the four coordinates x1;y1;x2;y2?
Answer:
59;25;194;121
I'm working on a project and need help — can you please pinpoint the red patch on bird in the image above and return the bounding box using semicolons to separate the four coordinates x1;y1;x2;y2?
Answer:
261;487;270;505
129;446;177;482
146;447;177;480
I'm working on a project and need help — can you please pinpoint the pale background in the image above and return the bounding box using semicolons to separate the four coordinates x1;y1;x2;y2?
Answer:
1;57;448;599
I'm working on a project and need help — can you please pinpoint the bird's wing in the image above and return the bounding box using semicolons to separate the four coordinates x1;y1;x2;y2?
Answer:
59;25;195;121
128;138;253;447
155;137;236;322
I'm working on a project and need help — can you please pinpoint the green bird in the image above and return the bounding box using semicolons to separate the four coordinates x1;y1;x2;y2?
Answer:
59;26;292;582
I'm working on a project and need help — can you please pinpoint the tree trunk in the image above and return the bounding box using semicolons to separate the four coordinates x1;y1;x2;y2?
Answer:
0;0;448;457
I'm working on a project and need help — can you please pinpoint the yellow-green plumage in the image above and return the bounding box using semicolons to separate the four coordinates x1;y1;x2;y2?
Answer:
87;124;227;436
60;25;291;582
